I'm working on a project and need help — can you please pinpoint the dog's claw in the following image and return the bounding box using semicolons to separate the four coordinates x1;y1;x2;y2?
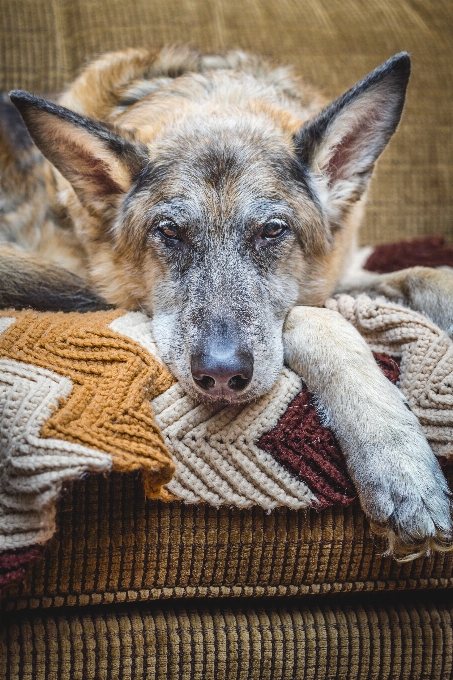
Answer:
352;435;453;560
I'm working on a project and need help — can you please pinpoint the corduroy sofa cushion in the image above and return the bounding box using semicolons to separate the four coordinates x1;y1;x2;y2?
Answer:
2;593;453;679
3;471;453;611
1;0;452;247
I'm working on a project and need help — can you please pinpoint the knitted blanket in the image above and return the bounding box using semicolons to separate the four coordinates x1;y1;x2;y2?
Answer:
1;236;453;596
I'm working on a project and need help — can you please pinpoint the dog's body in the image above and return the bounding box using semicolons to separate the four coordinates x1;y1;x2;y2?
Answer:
2;47;453;556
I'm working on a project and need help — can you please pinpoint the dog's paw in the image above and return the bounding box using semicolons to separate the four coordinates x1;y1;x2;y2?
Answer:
282;303;453;561
351;429;453;561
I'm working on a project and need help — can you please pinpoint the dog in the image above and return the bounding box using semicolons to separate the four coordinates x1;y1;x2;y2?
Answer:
2;47;453;557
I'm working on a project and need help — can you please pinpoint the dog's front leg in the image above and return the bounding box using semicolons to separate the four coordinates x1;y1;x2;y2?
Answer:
283;306;452;559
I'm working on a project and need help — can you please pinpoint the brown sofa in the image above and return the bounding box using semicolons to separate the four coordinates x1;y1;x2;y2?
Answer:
1;1;453;677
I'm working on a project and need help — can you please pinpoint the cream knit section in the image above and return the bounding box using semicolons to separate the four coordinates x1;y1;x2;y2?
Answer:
0;358;111;551
0;318;15;335
109;312;163;360
326;294;453;456
151;368;317;509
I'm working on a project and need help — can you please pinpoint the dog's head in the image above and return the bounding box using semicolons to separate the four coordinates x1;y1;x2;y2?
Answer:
10;53;410;403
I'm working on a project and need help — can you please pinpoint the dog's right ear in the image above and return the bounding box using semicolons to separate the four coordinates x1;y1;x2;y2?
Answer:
9;91;148;213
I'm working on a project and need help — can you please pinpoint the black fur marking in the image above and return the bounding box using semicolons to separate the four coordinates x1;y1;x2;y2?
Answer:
286;154;323;214
196;145;242;188
0;252;112;312
0;92;34;152
129;161;172;197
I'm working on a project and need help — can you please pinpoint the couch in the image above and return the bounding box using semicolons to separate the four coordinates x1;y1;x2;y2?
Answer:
1;1;453;677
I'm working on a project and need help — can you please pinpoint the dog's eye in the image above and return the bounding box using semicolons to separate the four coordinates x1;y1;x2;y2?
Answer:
157;219;182;242
261;219;288;240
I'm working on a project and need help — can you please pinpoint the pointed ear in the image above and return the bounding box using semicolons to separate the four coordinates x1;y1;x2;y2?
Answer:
294;53;410;226
9;91;148;212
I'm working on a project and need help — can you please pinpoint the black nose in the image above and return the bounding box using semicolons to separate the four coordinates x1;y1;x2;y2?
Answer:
191;346;254;395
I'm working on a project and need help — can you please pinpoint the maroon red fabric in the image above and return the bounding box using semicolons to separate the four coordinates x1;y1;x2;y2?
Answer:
372;352;401;384
365;236;453;274
259;387;356;508
0;545;43;598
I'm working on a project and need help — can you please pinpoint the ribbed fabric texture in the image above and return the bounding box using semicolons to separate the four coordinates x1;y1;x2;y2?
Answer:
3;471;453;611
258;386;356;508
1;0;452;246
152;371;316;509
2;594;453;679
0;309;174;487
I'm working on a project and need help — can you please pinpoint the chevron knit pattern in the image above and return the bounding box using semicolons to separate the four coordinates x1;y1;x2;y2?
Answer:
2;297;453;559
0;309;175;555
151;371;316;508
326;294;453;456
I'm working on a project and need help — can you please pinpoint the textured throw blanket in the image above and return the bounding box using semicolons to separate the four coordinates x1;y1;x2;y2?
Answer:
1;236;453;596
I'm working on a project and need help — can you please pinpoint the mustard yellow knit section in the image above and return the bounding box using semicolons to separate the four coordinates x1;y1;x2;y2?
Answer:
0;309;176;496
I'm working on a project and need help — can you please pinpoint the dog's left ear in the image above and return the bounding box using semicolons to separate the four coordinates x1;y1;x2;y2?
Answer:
295;53;410;227
9;91;148;214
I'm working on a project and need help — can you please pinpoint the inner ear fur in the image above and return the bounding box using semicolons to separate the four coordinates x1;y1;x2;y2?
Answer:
9;91;148;211
295;52;411;220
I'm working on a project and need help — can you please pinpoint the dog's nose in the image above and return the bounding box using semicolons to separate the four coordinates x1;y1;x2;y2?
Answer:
191;346;254;394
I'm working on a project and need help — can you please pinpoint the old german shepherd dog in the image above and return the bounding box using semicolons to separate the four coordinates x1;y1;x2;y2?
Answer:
2;47;453;557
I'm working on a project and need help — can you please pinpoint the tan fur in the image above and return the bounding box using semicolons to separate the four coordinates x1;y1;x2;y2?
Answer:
2;48;363;309
35;48;351;309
